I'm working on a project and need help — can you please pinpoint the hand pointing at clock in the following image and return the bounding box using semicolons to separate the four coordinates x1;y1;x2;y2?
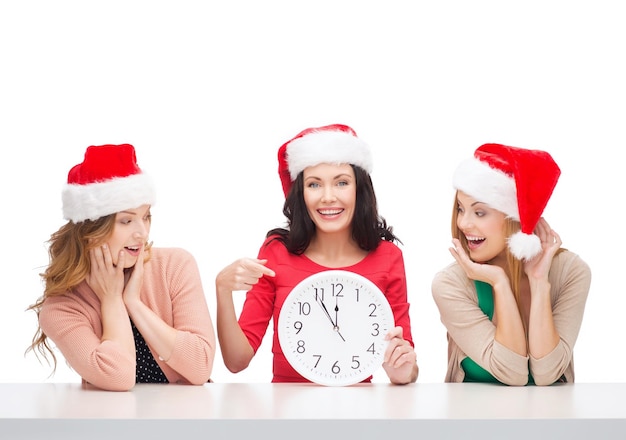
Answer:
216;258;276;293
216;257;276;374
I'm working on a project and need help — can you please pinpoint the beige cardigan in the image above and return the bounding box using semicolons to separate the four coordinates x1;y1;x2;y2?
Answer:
431;250;591;386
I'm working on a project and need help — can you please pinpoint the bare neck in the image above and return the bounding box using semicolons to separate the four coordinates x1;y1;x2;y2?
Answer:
304;231;368;268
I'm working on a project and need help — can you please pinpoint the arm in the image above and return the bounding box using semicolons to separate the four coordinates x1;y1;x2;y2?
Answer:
123;247;177;364
133;248;217;385
39;275;137;392
531;253;590;385
39;244;139;391
524;220;563;362
450;238;527;356
215;257;275;373
87;245;136;363
432;263;529;386
524;220;591;385
380;245;419;384
492;278;528;356
527;256;591;384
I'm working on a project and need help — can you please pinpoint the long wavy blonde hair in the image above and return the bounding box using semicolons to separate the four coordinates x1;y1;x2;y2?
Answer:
26;214;152;371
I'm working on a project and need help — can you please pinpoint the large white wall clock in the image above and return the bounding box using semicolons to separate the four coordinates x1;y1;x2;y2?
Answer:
278;270;395;386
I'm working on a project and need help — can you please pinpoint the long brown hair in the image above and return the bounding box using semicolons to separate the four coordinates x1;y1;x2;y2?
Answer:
26;214;152;370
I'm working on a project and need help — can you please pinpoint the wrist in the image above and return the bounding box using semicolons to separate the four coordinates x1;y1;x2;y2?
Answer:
529;277;551;292
491;276;511;293
123;296;143;313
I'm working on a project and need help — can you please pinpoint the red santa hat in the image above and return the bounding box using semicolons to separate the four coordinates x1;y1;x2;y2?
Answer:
62;144;156;223
452;143;561;261
277;124;373;196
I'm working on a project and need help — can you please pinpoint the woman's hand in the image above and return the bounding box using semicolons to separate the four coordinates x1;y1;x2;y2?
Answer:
86;244;125;301
86;244;135;354
123;246;145;306
215;258;275;295
215;258;274;373
449;238;508;287
523;218;562;281
382;326;418;384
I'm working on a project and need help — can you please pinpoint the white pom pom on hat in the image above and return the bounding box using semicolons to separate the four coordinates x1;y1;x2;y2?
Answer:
62;144;156;223
277;124;373;197
452;143;561;260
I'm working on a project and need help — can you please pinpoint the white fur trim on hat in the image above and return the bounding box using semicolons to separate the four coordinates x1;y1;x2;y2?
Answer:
62;173;156;222
286;130;373;180
452;157;519;220
508;231;542;260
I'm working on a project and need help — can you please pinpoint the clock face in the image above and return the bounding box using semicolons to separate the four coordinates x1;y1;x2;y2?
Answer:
278;270;395;386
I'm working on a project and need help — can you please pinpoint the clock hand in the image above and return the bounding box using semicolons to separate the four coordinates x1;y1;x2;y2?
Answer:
334;297;345;341
315;295;345;342
315;295;336;326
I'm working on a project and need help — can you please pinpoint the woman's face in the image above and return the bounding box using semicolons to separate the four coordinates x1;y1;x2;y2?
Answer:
303;163;356;236
107;204;152;268
456;191;508;263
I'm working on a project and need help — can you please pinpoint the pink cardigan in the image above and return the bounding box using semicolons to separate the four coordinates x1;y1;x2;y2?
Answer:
39;247;216;391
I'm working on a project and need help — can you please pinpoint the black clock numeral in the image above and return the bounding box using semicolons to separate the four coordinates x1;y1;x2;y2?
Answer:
367;342;376;355
296;340;306;353
298;301;311;316
355;287;360;302
314;287;325;302
313;354;321;368
371;322;380;336
369;303;377;317
332;283;344;297
331;361;341;374
351;356;360;369
294;321;303;334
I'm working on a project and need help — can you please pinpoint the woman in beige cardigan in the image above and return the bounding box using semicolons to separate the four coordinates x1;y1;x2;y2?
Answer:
432;143;591;386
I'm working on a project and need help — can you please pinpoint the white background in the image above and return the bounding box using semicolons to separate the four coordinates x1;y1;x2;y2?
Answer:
1;1;623;384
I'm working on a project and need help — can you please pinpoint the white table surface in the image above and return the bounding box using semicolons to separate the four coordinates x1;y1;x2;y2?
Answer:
2;382;625;439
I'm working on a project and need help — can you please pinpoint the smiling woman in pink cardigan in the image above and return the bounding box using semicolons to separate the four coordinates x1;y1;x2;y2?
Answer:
27;144;216;391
